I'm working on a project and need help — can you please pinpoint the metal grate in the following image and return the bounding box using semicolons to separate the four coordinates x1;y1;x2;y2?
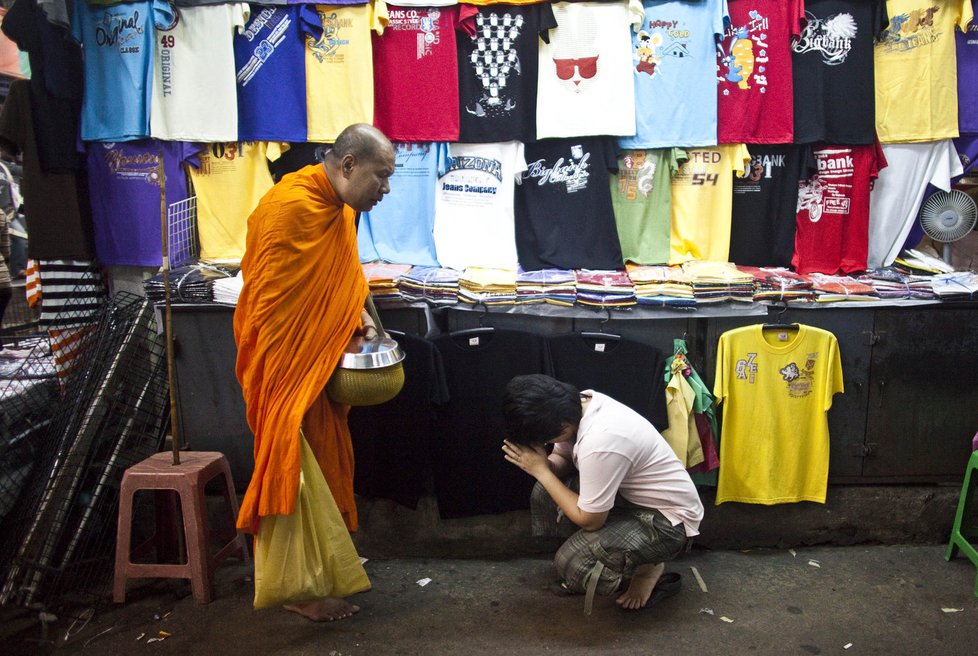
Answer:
0;292;169;611
166;195;198;269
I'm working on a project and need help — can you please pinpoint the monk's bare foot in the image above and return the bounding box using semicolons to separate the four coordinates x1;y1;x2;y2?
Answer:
615;562;664;610
285;598;361;622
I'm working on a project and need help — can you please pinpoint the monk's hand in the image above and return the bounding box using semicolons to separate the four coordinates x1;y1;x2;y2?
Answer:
502;440;549;480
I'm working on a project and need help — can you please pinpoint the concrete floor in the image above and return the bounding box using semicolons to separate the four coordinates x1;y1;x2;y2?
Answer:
3;544;976;655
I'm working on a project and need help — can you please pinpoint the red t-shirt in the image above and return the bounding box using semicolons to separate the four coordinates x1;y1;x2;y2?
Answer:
372;5;476;141
717;0;805;144
792;141;887;275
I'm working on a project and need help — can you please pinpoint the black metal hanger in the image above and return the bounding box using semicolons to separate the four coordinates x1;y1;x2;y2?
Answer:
762;300;799;331
580;307;621;341
449;301;496;338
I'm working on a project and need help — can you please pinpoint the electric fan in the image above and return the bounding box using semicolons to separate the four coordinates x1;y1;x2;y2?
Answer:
918;189;978;263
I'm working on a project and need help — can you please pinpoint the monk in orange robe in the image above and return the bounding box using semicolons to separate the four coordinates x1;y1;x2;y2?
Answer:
234;124;395;621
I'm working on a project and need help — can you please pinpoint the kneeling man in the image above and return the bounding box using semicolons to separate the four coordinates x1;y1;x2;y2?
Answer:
502;374;704;612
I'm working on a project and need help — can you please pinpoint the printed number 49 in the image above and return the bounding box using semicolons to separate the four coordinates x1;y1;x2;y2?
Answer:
692;173;719;186
161;35;175;48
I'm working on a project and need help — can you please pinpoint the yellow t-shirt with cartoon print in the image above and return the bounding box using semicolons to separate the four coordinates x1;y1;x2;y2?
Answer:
713;324;844;505
875;0;974;143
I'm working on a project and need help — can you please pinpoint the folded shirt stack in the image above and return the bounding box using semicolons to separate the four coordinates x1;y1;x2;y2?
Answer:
930;271;978;300
807;273;879;302
737;266;815;303
458;267;518;306
625;264;696;309
398;266;460;305
857;268;936;300
212;271;244;305
516;267;576;306
575;269;636;308
682;261;754;304
362;262;413;302
144;263;239;304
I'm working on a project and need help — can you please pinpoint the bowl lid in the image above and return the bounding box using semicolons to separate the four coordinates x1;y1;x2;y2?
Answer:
336;336;406;369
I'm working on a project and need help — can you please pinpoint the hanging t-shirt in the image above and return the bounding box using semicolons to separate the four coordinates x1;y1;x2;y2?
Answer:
372;5;474;142
432;141;526;270
1;0;85;171
536;1;636;139
717;0;805;144
957;3;978;134
187;142;286;262
792;142;887;275
868;140;963;268
305;1;388;143
431;329;550;518
547;333;668;429
457;4;557;143
669;144;751;264
0;79;94;260
515;137;623;271
792;0;889;145
714;324;843;505
611;148;686;265
730;145;817;268
875;0;973;143
71;0;176;142
359;142;449;266
349;331;449;509
151;3;250;142
620;0;728;149
86;140;201;266
234;5;321;142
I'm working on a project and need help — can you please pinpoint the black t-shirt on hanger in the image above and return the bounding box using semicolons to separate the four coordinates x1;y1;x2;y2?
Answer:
791;0;888;145
547;333;668;431
431;328;550;519
457;4;557;143
349;332;448;510
515;137;624;272
730;145;818;267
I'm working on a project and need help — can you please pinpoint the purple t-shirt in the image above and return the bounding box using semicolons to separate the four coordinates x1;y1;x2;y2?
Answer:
234;5;321;141
87;140;202;266
958;5;978;135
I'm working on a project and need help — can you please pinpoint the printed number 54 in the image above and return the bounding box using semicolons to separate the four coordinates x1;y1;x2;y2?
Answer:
692;173;718;186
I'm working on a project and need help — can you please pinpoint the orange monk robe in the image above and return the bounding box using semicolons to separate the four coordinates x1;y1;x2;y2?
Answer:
234;164;367;534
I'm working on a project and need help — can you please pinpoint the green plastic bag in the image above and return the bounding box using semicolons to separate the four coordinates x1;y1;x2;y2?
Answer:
253;434;371;608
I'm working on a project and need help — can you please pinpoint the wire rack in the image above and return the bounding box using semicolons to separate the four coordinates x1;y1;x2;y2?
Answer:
0;292;169;611
167;195;198;269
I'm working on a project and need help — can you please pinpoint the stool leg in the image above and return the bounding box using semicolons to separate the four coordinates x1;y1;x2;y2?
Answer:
183;483;214;604
113;478;135;603
218;460;250;564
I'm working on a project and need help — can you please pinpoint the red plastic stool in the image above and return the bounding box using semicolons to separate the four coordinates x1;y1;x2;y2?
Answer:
113;451;250;604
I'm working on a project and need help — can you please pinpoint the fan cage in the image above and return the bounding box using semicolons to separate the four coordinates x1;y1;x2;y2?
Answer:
919;189;978;243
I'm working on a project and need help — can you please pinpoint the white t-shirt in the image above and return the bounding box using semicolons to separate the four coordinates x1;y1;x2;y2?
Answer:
554;391;704;537
150;4;250;141
867;139;963;269
536;1;636;139
433;141;527;271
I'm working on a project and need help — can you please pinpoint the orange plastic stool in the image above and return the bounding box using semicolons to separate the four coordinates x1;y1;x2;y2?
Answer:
113;451;250;604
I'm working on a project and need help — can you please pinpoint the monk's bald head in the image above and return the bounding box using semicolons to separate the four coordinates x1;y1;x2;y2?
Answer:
322;124;396;212
325;124;395;167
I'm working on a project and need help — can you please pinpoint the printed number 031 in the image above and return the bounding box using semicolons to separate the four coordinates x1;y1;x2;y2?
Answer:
692;173;718;186
161;35;175;48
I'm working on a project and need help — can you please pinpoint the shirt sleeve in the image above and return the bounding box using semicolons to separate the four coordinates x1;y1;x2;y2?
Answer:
790;0;805;37
300;4;323;42
69;0;84;44
713;332;728;404
717;0;730;35
671;148;688;175
233;3;251;33
577;450;630;513
514;141;527;181
1;0;40;53
733;144;751;177
824;334;844;411
153;0;176;31
958;0;974;32
372;0;389;36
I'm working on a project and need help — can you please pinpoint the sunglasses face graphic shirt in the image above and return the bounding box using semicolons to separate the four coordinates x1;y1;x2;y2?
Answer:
552;55;600;84
547;6;601;93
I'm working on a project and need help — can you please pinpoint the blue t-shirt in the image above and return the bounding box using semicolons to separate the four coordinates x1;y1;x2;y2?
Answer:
620;0;728;149
358;142;449;266
234;4;321;141
72;0;175;142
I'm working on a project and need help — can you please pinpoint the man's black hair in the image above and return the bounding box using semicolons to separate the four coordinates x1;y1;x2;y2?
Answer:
503;374;582;446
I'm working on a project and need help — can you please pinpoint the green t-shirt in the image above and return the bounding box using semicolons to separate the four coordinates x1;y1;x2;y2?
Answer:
610;148;686;265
